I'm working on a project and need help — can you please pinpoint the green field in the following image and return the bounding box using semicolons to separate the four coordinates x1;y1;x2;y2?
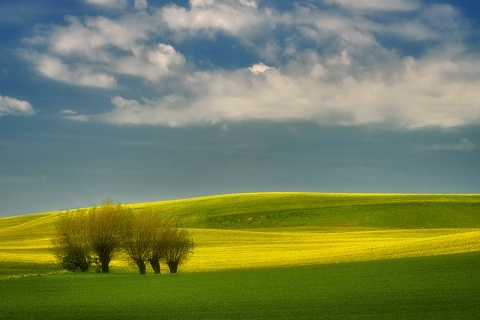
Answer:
1;252;479;319
0;193;479;319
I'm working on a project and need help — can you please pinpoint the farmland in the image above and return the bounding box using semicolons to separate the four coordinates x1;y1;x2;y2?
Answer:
1;252;479;319
1;192;479;274
0;193;479;319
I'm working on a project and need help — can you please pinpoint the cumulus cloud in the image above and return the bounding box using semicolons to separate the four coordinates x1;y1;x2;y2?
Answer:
34;54;116;88
160;0;275;38
248;63;273;74
48;15;151;61
114;44;186;81
22;0;480;128
24;13;178;87
92;55;480;127
0;94;35;117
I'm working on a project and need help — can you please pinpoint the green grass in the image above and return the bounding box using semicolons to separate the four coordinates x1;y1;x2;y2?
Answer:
1;251;479;319
2;193;479;232
0;261;60;277
131;192;480;229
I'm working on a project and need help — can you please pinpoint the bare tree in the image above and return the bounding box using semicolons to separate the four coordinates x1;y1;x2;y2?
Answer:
87;199;131;273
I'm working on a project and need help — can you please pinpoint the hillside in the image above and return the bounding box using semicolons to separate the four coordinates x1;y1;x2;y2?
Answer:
2;193;479;232
1;192;479;275
130;192;480;229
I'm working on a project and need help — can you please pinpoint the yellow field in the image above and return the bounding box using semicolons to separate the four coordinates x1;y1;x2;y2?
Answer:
1;226;479;273
181;228;480;272
1;193;479;274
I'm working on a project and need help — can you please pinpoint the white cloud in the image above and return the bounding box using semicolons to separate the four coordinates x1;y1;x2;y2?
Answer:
323;0;421;12
160;0;274;38
22;0;480;128
114;44;186;81
84;0;128;9
239;0;257;8
93;55;480;127
0;94;35;117
25;13;174;86
49;15;150;61
248;63;273;74
190;0;215;6
59;109;78;116
59;109;92;121
35;55;116;88
190;0;257;9
293;3;463;46
96;95;193;126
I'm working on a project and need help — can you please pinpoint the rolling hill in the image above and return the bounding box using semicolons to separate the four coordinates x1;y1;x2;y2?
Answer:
0;192;479;275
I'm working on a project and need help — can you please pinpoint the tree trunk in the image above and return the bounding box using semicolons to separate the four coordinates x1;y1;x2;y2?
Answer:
149;258;161;274
99;256;111;273
167;261;178;274
136;260;147;275
101;263;110;273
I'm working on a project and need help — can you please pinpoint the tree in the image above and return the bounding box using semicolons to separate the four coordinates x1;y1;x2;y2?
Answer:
52;209;92;272
52;199;194;275
87;199;131;273
163;228;194;274
123;212;160;275
123;211;179;275
149;220;176;274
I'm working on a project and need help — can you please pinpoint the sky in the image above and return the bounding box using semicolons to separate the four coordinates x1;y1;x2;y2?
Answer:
1;0;479;217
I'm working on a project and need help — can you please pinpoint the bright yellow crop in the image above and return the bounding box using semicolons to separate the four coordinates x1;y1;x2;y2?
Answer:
3;227;478;273
180;228;480;272
1;192;479;274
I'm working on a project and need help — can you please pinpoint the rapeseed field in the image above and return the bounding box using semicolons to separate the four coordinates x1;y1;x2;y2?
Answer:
1;192;479;275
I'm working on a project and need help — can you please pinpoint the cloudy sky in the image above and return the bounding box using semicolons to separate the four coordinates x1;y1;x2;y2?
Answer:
1;0;479;216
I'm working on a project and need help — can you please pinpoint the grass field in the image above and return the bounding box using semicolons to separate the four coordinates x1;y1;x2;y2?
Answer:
132;192;480;229
0;192;479;319
1;251;479;319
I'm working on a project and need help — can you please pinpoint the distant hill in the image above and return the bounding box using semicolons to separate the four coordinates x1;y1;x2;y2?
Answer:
130;192;480;229
1;193;480;238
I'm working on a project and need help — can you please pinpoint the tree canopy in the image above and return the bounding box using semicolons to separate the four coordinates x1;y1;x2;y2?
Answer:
52;200;194;274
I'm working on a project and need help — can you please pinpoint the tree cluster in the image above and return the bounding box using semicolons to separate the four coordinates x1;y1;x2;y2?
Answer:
52;199;194;274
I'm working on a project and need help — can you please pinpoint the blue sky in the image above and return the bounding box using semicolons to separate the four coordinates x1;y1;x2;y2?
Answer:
1;0;479;216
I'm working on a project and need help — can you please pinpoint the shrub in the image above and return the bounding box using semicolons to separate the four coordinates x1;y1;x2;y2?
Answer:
60;249;92;272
